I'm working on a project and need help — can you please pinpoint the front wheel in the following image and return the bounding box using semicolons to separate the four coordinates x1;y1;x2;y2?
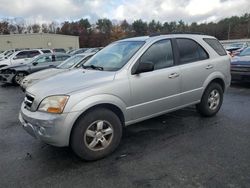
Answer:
13;72;28;85
196;83;223;117
70;108;122;161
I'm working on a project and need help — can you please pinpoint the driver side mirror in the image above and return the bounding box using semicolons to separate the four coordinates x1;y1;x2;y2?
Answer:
32;62;38;66
132;61;154;75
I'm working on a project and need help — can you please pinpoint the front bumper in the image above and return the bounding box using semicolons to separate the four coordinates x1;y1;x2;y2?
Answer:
19;102;74;147
231;70;250;82
0;73;15;83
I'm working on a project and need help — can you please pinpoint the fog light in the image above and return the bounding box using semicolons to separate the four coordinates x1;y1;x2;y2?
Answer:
38;126;46;135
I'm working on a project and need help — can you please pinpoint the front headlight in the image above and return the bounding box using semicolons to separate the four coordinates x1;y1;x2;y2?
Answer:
38;95;69;114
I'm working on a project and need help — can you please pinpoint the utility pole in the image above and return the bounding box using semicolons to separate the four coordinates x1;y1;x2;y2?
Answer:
247;19;250;38
228;23;231;40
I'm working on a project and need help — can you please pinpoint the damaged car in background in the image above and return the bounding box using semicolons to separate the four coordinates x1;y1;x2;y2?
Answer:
0;53;70;85
231;47;250;82
21;52;95;91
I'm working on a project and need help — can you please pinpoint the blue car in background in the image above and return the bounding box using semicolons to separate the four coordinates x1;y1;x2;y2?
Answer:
231;47;250;82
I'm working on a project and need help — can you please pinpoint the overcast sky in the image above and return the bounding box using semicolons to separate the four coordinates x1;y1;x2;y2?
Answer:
0;0;249;24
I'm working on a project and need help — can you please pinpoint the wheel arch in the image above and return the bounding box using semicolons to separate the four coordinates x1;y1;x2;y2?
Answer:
202;72;227;94
69;102;125;146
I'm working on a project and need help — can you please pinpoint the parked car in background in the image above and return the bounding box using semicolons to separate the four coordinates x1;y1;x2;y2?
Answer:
0;49;20;61
66;49;75;54
83;47;103;54
41;49;53;54
53;48;66;53
21;53;95;91
231;47;250;82
19;34;230;160
0;49;46;68
69;48;89;55
225;42;248;56
0;53;70;85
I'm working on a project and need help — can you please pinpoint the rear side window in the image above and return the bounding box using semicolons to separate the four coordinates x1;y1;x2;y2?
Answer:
29;50;41;58
41;50;51;53
140;39;174;70
14;51;29;59
203;38;227;56
176;38;209;64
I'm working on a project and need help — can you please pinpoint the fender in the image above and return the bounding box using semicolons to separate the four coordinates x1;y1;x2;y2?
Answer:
202;71;226;94
69;94;127;116
62;94;129;146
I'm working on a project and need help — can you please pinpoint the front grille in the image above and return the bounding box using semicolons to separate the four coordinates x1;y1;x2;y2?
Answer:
231;67;250;72
24;94;34;109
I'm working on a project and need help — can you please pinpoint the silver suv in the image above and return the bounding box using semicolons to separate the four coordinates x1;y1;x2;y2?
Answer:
19;34;231;160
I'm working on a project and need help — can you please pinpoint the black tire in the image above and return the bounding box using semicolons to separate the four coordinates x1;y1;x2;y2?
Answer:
196;82;223;117
0;65;7;69
13;72;28;85
70;108;122;161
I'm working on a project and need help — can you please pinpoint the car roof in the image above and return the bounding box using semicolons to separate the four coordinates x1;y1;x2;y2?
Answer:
119;34;215;43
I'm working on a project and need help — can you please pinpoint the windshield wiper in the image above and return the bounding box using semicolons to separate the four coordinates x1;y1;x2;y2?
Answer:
82;64;104;71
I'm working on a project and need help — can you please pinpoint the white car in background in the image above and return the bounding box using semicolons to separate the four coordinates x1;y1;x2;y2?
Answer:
0;49;20;61
0;49;50;68
21;52;95;91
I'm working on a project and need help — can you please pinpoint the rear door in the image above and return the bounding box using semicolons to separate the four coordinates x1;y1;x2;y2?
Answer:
175;38;212;105
129;39;181;120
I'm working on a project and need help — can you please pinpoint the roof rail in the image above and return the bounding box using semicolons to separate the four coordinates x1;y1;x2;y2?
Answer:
170;31;205;35
149;33;161;37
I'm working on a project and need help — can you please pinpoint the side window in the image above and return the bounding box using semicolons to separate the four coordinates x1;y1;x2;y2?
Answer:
14;51;29;59
36;56;52;63
203;38;227;56
140;40;174;70
56;55;70;61
29;50;41;58
176;38;209;64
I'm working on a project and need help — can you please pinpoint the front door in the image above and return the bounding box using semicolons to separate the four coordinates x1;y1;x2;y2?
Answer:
128;39;181;121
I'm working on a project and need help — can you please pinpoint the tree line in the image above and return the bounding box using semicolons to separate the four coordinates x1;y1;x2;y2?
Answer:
0;13;250;47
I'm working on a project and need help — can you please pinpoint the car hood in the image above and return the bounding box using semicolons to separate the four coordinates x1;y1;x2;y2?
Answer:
24;68;67;81
0;61;29;70
27;69;116;98
0;59;10;66
231;56;250;67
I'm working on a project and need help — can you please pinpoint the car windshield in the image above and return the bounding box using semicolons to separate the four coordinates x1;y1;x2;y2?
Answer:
83;41;145;71
239;48;250;56
57;55;85;69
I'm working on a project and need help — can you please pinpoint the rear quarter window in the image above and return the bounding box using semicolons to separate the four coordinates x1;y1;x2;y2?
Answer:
176;38;209;64
29;50;41;58
203;38;227;56
41;50;51;53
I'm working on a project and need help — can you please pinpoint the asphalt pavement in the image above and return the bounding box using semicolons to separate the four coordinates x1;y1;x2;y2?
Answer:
0;83;250;188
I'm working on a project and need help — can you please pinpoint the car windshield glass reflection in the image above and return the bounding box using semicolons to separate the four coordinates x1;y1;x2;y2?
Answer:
83;41;145;71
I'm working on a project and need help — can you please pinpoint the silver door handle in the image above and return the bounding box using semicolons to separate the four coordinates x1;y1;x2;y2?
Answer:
206;64;213;69
168;73;179;79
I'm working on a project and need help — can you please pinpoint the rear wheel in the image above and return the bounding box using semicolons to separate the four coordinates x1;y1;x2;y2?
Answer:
70;108;122;161
196;82;223;117
13;72;28;85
